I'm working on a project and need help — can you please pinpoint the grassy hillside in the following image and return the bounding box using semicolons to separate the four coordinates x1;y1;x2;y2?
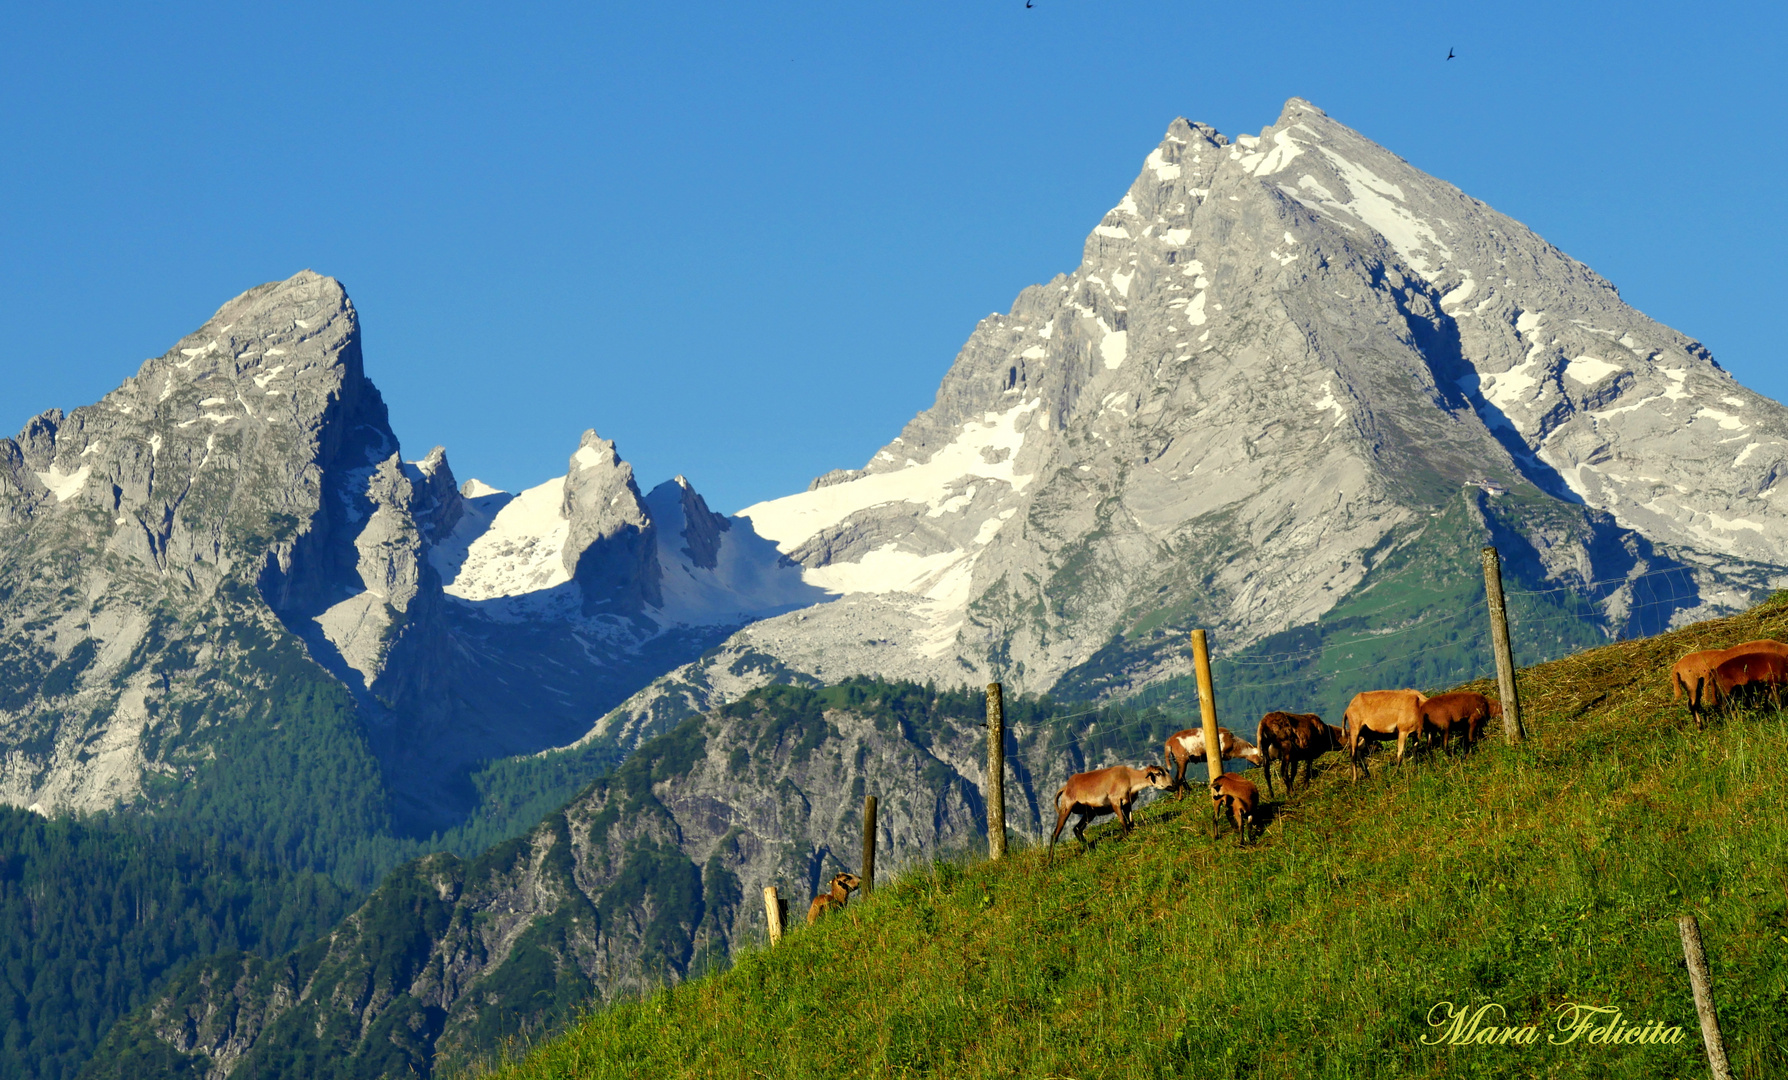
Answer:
478;594;1788;1080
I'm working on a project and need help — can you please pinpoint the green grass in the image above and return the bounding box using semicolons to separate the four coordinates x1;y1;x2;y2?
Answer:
478;596;1788;1079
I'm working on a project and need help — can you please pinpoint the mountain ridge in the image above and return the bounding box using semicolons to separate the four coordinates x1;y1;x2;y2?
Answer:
585;96;1787;751
8;95;1788;1080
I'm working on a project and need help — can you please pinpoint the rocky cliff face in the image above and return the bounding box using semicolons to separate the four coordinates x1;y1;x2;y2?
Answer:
588;99;1788;747
0;272;823;835
0;271;393;818
87;681;1169;1079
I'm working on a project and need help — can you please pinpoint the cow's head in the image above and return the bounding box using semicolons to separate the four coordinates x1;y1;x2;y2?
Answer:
1142;765;1172;789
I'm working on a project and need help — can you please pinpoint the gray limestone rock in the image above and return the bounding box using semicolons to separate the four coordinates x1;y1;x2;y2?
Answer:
0;272;817;835
560;429;662;615
591;98;1788;751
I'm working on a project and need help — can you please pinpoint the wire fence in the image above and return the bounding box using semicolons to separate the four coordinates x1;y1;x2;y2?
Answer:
859;559;1736;849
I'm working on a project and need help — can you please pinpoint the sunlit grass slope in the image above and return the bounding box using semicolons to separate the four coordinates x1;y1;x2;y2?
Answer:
482;596;1788;1079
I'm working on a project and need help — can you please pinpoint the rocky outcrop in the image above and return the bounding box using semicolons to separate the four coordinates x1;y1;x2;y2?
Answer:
560;430;662;616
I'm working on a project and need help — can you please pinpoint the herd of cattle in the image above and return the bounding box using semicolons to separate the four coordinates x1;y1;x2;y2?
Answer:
799;634;1788;918
1044;635;1788;860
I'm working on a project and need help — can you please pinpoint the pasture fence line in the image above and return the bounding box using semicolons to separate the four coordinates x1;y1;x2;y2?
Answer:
878;555;1724;870
1192;630;1224;787
985;684;1007;861
861;795;878;897
1678;915;1735;1080
1482;546;1527;741
763;886;786;946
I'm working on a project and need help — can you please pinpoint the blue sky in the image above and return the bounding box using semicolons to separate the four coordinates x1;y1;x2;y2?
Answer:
3;2;1781;513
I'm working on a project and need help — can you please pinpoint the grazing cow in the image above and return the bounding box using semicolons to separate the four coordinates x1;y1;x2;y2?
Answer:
1047;765;1173;863
1672;650;1730;729
1209;774;1259;844
1342;689;1429;780
1673;640;1788;728
1712;650;1788;711
807;872;862;926
1255;712;1344;798
1418;692;1497;754
1163;727;1265;798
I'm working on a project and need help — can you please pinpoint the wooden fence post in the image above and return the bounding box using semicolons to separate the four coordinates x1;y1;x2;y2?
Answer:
763;886;784;946
1480;546;1527;741
1192;630;1222;787
986;682;1006;860
1678;915;1734;1080
861;795;877;898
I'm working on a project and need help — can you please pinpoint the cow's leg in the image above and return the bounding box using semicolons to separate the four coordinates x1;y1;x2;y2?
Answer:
1261;747;1276;799
1048;805;1072;864
1171;750;1188;801
1396;728;1409;765
1118;799;1133;835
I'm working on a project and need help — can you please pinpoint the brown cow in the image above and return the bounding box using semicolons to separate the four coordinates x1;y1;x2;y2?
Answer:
807;872;863;926
1255;711;1344;798
1047;764;1173;862
1672;640;1788;728
1209;774;1259;844
1712;650;1788;711
1418;692;1497;755
1343;689;1428;780
1163;727;1265;799
1672;649;1730;729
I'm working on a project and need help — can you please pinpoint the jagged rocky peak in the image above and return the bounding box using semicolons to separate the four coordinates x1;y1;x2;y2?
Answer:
599;96;1788;746
406;446;462;544
651;474;730;570
0;271;372;535
560;430;661;614
0;270;434;815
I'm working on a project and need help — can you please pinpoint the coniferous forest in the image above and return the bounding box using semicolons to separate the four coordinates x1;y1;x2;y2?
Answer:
0;808;356;1080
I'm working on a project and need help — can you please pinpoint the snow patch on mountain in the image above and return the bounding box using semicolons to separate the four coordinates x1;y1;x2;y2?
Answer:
1564;356;1623;385
433;479;570;601
34;464;90;502
740;398;1043;552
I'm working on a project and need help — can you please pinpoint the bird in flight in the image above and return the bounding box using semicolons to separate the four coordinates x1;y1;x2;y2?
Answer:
1447;47;1456;60
1026;0;1033;7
